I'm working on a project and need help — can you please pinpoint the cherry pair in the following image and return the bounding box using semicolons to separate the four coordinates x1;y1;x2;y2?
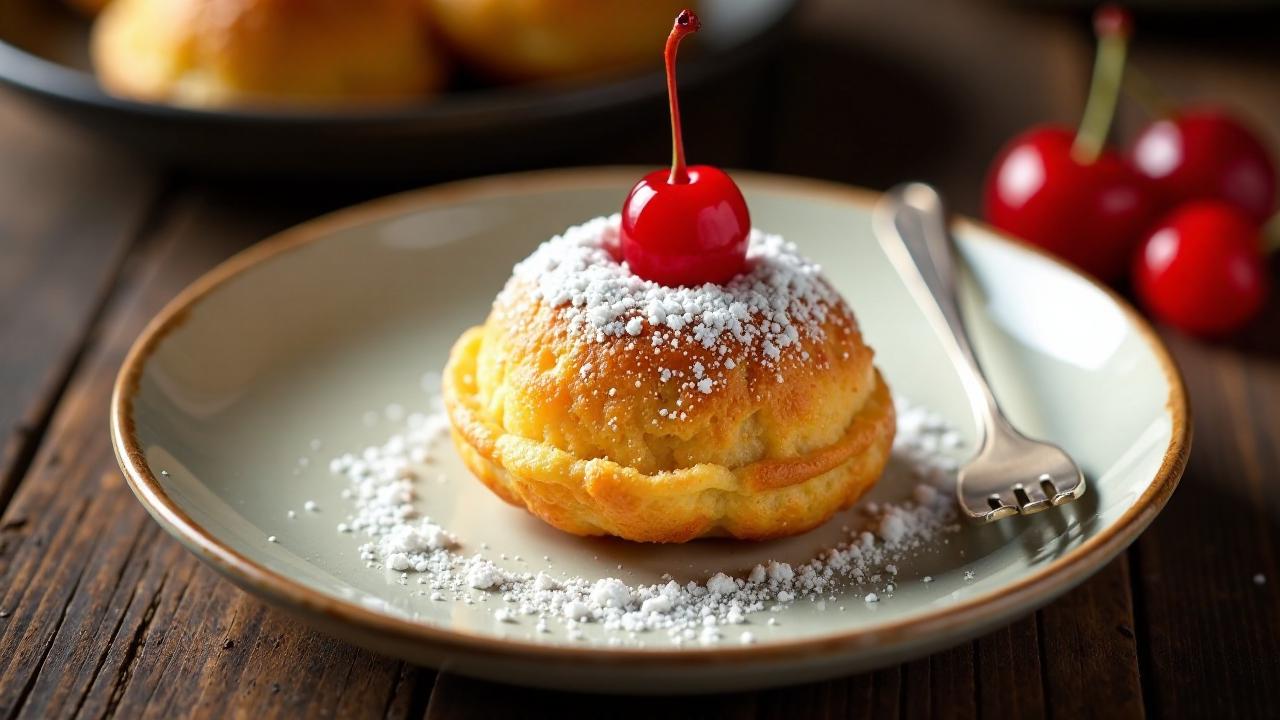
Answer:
984;6;1275;337
1131;110;1273;336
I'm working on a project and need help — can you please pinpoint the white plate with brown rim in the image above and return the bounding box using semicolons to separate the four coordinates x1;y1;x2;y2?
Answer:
110;168;1189;694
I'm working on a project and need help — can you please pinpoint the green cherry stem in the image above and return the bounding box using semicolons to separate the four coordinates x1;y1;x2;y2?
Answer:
664;9;700;185
1072;5;1132;164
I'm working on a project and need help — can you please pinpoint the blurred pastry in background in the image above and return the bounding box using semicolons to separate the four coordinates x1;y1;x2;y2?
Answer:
91;0;446;107
424;0;692;82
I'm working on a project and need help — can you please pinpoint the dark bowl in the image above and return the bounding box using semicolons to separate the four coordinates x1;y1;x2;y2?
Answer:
0;0;797;179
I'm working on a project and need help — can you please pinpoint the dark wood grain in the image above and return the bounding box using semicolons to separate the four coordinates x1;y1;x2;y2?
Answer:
419;563;1134;719
1039;556;1144;719
975;617;1044;719
1130;334;1280;718
0;187;435;719
0;94;159;510
425;674;758;720
2;0;1279;716
1115;36;1280;720
899;643;978;720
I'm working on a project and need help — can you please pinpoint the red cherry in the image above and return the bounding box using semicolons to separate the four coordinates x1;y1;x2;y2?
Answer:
622;166;750;286
982;6;1156;282
1130;108;1277;224
984;126;1156;281
619;9;750;287
1134;201;1268;337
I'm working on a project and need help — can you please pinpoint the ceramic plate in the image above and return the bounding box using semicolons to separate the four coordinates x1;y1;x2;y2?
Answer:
0;0;794;177
111;168;1189;693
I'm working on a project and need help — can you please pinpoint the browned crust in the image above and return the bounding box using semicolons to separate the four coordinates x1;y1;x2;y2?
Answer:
423;0;688;82
109;167;1190;669
442;323;896;542
475;271;879;476
92;0;445;106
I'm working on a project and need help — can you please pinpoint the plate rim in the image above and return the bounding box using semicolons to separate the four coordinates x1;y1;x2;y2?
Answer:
109;167;1191;669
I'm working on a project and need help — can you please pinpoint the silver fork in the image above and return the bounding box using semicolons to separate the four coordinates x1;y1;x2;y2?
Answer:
873;183;1086;523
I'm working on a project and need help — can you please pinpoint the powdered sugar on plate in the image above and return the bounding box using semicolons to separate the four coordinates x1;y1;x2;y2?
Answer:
325;380;963;648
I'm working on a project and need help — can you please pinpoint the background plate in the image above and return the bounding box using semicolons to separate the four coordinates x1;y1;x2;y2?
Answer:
0;0;795;178
111;169;1188;693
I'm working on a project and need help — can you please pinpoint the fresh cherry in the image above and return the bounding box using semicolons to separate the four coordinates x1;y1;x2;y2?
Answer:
620;9;750;287
1134;201;1268;337
985;127;1154;281
1130;107;1277;225
983;6;1155;282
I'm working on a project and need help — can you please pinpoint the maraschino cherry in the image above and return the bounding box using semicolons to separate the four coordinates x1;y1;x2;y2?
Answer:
1133;201;1269;337
620;9;751;287
1129;107;1277;225
983;6;1154;282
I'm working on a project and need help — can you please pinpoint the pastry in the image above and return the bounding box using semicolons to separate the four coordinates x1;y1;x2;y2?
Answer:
423;0;690;82
443;217;895;542
442;11;894;542
91;0;446;107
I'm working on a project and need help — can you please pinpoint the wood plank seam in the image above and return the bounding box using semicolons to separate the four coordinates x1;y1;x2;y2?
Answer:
63;524;156;720
1235;364;1280;588
0;212;181;712
3;493;165;719
1034;610;1053;716
1127;540;1160;719
0;494;92;660
5;500;93;720
897;658;909;720
969;639;981;718
88;522;187;715
0;98;156;519
0;178;177;517
132;565;198;713
378;662;405;720
102;570;167;719
398;665;437;720
1241;364;1280;594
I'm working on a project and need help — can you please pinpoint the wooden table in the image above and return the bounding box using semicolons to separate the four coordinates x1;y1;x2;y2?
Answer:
2;2;1278;717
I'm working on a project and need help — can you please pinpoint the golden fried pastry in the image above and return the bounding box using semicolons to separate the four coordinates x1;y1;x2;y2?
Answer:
91;0;446;107
443;216;896;543
423;0;691;82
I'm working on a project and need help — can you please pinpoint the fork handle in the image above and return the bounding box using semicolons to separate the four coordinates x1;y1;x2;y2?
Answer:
874;183;1004;432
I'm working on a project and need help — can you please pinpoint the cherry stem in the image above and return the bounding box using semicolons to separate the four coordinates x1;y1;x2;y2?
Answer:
1072;6;1132;164
664;9;700;185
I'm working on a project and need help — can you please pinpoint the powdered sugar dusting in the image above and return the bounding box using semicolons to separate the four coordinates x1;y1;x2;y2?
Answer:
501;215;844;386
326;385;964;648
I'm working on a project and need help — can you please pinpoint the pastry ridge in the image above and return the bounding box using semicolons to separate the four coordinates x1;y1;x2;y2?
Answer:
443;307;897;542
